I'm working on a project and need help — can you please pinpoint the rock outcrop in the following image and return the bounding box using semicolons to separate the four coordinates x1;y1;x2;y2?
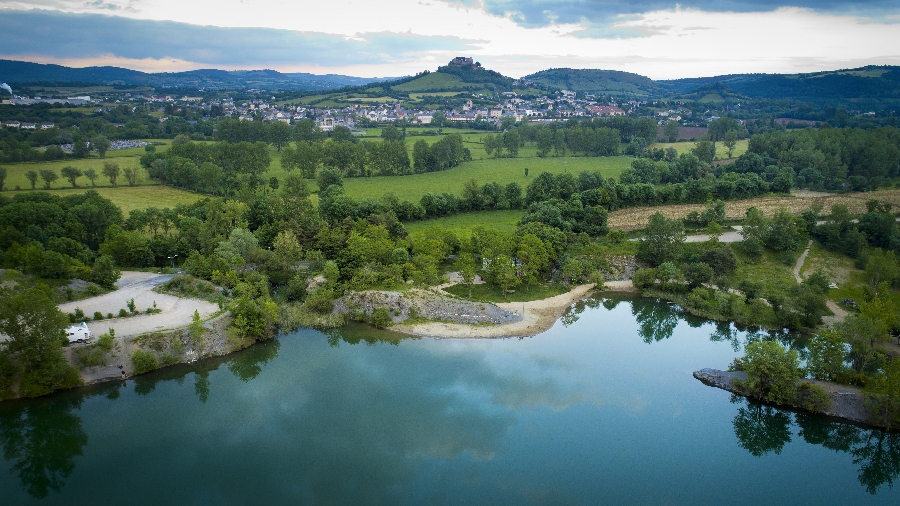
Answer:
693;368;873;426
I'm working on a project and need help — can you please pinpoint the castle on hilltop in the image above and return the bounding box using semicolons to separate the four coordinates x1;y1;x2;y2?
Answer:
448;57;481;69
448;57;474;67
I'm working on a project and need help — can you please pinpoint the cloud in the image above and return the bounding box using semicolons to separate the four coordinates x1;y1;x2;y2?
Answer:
0;9;476;70
1;3;898;79
445;0;900;28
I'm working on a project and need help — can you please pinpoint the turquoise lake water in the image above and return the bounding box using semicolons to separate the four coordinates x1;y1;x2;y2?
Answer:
1;295;898;505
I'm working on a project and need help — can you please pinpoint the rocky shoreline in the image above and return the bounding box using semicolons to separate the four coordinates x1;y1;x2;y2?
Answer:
693;368;873;426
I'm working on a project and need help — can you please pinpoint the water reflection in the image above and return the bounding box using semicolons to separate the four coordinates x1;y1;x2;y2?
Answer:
731;398;792;456
226;339;280;381
560;297;603;327
733;399;900;494
631;297;681;343
0;395;88;498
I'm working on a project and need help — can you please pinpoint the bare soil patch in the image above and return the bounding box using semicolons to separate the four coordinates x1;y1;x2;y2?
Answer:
608;189;900;231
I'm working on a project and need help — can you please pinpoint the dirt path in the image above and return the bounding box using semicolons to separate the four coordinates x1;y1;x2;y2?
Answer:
684;226;744;243
58;271;220;338
793;240;813;282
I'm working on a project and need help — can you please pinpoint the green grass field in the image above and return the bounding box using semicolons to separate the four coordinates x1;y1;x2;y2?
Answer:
404;210;525;236
1;156;147;191
9;185;204;215
338;156;632;202
652;139;748;160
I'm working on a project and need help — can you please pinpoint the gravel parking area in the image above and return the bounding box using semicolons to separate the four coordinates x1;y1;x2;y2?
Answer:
58;271;220;339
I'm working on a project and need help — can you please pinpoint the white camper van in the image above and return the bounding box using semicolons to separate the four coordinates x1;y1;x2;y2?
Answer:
65;322;92;343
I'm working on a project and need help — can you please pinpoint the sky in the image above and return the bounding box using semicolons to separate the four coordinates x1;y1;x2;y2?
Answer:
0;0;899;79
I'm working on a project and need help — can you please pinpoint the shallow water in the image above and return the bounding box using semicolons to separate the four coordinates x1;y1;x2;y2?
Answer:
1;295;898;505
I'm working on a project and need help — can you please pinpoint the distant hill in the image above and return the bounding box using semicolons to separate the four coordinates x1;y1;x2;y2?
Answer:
658;66;900;106
3;58;899;108
391;63;517;94
523;68;661;97
0;59;396;91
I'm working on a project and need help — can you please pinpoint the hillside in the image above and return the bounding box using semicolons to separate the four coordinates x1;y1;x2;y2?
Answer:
658;66;900;106
0;59;395;91
523;68;661;97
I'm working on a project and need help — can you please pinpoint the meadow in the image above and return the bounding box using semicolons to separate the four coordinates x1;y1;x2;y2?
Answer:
339;155;632;202
404;210;525;236
651;139;749;160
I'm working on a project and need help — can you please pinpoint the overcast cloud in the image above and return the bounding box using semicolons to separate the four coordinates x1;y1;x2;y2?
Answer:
0;1;898;79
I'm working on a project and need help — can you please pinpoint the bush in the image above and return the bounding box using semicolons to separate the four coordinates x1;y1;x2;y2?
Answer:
305;288;335;314
131;350;158;375
741;340;802;404
97;329;114;352
94;311;104;321
370;307;394;328
797;382;831;413
118;308;128;317
632;268;657;290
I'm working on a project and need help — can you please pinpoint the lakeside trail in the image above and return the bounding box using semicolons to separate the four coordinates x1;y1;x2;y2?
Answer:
792;240;813;283
791;240;850;322
396;280;637;339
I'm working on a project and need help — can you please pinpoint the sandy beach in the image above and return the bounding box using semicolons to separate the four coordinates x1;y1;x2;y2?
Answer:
394;280;636;339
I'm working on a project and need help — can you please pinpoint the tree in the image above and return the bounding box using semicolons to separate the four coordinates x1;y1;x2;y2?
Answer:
25;170;38;190
637;212;685;266
102;162;121;187
683;262;713;289
91;135;111;158
490;254;520;296
865;358;900;429
724;129;738;158
789;283;829;328
864;250;898;288
39;169;58;190
806;328;848;381
123;167;138;186
740;339;802;404
83;168;98;187
455;252;477;298
60;166;82;188
0;285;81;397
516;234;550;285
267;121;292;152
663;120;680;142
692;138;716;164
91;255;121;289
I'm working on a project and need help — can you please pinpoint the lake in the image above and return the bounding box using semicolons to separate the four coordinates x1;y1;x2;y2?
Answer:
1;295;898;505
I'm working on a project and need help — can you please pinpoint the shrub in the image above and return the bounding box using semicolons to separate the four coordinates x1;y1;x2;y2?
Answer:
742;340;802;404
306;288;335;314
131;350;158;375
94;311;104;321
632;268;657;290
118;308;128;317
97;329;114;352
797;382;831;413
370;307;394;328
